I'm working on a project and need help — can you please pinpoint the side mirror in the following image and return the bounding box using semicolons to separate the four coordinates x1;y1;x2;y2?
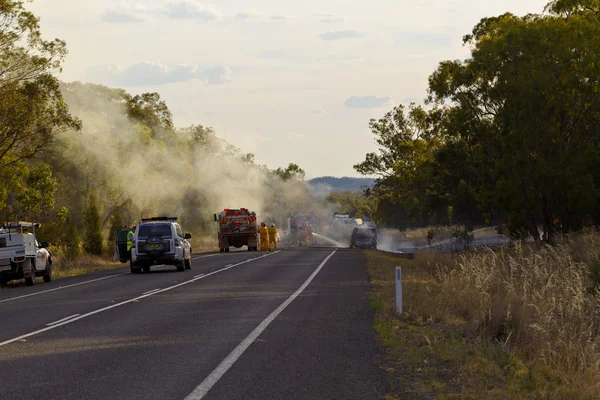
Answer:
41;241;49;248
185;233;192;239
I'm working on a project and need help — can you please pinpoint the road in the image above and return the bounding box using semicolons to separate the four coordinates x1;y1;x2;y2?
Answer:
0;248;386;400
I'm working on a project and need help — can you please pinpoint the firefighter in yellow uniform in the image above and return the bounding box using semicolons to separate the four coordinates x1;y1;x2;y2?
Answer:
268;223;278;251
259;222;269;251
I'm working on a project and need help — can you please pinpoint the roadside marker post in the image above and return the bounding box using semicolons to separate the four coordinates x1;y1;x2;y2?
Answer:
396;266;402;314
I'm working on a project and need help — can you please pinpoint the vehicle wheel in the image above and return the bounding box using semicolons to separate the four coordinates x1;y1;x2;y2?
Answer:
185;257;192;270
43;262;52;283
177;259;185;272
130;261;142;274
142;265;151;273
25;260;36;286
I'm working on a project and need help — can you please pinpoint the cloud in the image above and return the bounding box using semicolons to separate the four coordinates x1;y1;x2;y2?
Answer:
288;133;305;138
319;30;362;41
343;96;391;109
202;65;231;85
163;1;221;21
315;13;344;23
102;4;149;23
235;11;260;20
308;109;327;115
85;63;232;87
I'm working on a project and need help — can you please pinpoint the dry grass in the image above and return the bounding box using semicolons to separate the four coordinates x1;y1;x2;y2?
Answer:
367;232;600;399
50;245;122;279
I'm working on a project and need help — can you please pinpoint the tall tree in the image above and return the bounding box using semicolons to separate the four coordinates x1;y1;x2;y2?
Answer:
83;192;103;255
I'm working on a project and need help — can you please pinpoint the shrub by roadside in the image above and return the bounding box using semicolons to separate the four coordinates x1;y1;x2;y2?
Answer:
367;232;600;399
51;245;122;280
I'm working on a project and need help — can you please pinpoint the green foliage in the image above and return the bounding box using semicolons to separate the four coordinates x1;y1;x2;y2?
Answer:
356;1;600;239
16;162;57;218
108;207;124;242
83;192;103;256
325;191;375;220
274;163;305;181
66;223;81;259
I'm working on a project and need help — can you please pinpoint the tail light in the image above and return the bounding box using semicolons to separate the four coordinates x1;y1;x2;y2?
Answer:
14;256;25;262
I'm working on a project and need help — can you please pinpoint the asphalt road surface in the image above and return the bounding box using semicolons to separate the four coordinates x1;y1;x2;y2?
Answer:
0;248;386;400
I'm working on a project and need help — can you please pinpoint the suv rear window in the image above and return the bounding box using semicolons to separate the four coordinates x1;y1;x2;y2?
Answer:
138;224;172;238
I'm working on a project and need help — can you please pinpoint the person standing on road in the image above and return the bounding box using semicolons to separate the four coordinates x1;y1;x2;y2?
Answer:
268;223;278;251
259;222;269;251
126;228;135;253
308;224;315;246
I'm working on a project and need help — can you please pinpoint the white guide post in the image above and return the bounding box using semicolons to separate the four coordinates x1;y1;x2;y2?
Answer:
396;266;402;314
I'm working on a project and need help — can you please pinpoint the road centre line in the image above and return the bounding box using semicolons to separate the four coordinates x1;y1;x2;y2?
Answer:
0;252;247;305
46;314;80;326
184;250;338;400
0;251;280;348
0;273;130;305
142;289;161;295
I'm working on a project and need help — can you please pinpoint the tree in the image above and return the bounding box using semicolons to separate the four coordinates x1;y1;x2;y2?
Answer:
16;162;57;219
0;0;68;87
427;6;600;242
107;206;123;242
83;192;103;255
274;163;306;181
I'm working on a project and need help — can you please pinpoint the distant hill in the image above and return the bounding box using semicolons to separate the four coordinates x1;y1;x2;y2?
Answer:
307;176;375;195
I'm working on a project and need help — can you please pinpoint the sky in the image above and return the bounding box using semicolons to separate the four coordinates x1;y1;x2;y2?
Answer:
28;0;549;179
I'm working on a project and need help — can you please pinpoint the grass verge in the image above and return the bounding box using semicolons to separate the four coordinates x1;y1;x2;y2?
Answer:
367;233;600;399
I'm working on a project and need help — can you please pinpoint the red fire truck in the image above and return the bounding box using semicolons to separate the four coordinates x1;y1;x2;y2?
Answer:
214;208;258;252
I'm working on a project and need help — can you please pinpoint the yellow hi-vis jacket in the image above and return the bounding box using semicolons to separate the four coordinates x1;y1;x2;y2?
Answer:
127;231;134;251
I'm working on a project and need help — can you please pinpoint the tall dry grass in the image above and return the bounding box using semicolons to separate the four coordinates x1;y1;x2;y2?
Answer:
438;233;600;388
50;245;121;279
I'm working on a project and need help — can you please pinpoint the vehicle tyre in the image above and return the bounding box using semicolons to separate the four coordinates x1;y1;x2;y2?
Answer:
130;261;142;274
177;259;185;272
25;260;36;286
43;261;52;283
142;265;151;273
185;257;192;270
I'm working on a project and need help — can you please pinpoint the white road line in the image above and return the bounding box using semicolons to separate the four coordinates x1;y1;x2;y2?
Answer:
184;250;337;400
142;289;161;295
46;314;80;326
0;251;280;348
193;274;206;279
192;254;219;260
0;273;129;305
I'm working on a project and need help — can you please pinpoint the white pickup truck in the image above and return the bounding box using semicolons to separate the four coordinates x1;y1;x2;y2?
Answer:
0;222;52;286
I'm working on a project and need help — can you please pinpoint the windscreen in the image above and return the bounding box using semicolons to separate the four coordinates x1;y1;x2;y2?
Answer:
138;224;172;238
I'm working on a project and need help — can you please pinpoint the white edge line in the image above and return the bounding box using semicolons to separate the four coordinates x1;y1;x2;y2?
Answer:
46;314;80;326
142;288;161;295
0;251;280;347
0;272;129;305
184;250;337;400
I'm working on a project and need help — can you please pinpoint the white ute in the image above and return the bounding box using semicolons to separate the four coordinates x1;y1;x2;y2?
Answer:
0;222;52;286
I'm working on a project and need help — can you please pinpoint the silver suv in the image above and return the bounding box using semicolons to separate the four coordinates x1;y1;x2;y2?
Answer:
130;217;192;273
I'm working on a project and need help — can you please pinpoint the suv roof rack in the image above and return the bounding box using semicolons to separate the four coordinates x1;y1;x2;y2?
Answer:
141;217;178;222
